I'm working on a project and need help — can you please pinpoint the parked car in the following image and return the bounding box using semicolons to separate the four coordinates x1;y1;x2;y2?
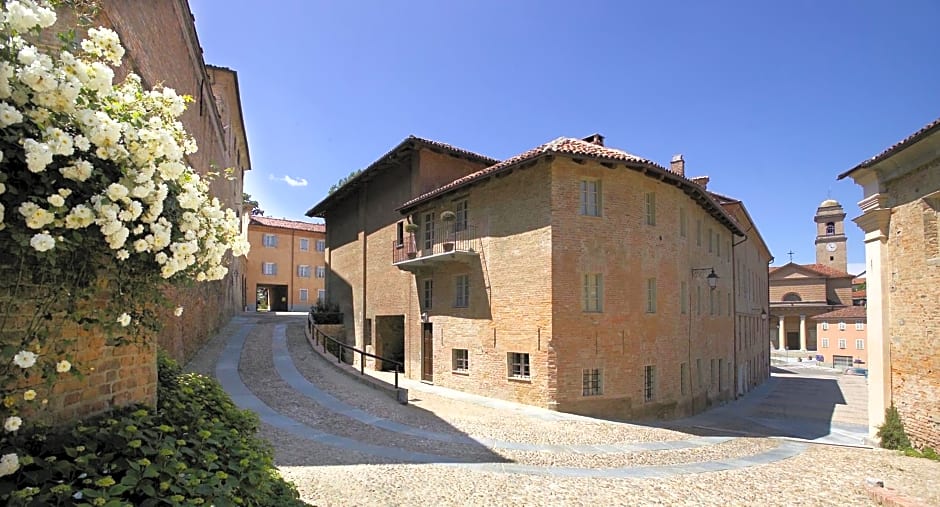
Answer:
844;367;868;377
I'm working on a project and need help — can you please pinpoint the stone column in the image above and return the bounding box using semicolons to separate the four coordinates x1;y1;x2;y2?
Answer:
778;315;786;350
799;314;807;351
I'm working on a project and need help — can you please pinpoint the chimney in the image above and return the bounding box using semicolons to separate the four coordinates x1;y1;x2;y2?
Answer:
582;133;605;146
691;176;710;189
670;154;685;176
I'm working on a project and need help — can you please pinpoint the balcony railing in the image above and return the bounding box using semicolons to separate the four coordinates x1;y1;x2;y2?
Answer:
392;223;478;267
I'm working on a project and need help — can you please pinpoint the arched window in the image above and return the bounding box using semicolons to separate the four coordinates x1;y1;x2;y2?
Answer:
825;222;835;235
782;292;802;302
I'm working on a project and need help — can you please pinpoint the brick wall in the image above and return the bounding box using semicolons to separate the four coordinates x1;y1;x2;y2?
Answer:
0;1;250;423
884;157;940;449
549;158;735;419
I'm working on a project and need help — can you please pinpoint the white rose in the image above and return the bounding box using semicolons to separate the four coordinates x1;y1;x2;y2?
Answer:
117;312;131;327
12;350;37;368
29;232;55;252
47;194;65;207
174;306;184;317
56;360;71;373
0;453;19;478
4;416;22;433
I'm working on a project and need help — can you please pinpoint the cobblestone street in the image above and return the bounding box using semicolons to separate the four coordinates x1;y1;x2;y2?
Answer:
187;314;940;506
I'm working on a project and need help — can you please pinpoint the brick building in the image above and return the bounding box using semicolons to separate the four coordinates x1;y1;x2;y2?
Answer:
769;200;855;353
246;216;326;311
839;117;940;449
18;0;252;420
308;135;771;420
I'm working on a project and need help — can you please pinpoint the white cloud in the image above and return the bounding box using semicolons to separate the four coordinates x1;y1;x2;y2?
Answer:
269;174;308;187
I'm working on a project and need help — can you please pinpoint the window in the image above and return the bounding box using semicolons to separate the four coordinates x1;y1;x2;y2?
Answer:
646;277;657;313
299;238;309;251
717;290;722;316
696;358;703;388
423;279;433;309
645;192;656;225
644;365;656;402
454;199;469;232
727;292;732;316
707;228;713;253
821;338;829;348
582;368;602;396
454;274;469;308
718;358;725;391
317;289;325;303
315;266;326;278
452;349;469;373
838;339;847;349
423;212;435;250
679;208;687;237
297;265;311;278
696;219;702;246
396;221;404;247
583;273;603;312
822;321;829;330
709;289;715;316
680;281;688;315
680;362;689;396
579;180;601;217
855;321;864;331
856;339;864;350
717;233;721;257
826;222;835;235
262;233;277;247
315;239;325;252
838;321;846;331
711;358;718;387
299;289;308;302
783;292;802;302
508;352;530;379
262;262;277;275
696;286;702;315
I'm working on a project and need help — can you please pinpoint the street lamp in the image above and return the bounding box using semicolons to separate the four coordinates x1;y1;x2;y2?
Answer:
691;267;718;289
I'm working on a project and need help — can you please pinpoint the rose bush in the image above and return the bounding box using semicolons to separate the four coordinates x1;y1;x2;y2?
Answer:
0;0;250;487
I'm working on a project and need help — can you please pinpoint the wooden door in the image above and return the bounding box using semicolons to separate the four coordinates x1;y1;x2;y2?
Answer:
421;323;433;382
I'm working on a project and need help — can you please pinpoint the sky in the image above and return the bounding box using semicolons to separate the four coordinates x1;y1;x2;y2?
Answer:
188;0;940;275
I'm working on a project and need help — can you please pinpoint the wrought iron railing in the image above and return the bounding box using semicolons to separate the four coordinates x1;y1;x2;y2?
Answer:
309;323;403;390
392;223;477;264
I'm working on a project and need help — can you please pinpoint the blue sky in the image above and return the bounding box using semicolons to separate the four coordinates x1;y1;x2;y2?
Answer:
189;0;939;275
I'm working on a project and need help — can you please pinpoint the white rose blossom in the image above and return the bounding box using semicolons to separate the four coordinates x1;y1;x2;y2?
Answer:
56;359;71;373
117;312;131;327
12;350;37;368
4;416;22;432
0;453;19;478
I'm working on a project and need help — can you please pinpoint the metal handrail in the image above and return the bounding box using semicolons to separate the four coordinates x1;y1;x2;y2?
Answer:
310;323;402;390
392;224;477;264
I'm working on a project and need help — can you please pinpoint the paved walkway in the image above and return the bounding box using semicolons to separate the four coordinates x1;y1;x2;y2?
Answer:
189;313;940;506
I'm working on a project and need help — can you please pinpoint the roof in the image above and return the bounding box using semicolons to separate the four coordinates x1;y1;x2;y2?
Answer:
306;136;497;217
397;137;744;235
839;116;940;179
811;306;867;320
769;262;854;278
249;215;325;233
853;289;867;298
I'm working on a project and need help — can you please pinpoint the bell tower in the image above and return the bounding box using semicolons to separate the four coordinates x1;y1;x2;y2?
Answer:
814;199;847;272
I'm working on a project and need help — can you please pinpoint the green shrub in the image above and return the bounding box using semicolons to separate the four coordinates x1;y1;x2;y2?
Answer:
877;405;911;450
0;353;306;506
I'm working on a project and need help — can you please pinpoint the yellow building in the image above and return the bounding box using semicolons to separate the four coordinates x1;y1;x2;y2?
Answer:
246;216;326;312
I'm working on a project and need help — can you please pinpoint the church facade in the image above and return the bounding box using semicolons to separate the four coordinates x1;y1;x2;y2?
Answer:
769;200;855;353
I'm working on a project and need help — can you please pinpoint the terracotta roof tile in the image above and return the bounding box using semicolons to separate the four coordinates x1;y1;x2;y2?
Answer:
812;306;867;320
399;137;657;209
769;262;853;278
250;215;325;233
839;116;940;179
853;289;867;298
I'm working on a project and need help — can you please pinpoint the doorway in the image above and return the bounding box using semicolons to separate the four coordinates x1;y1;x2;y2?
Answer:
786;331;800;351
256;285;288;312
421;323;433;382
374;315;405;372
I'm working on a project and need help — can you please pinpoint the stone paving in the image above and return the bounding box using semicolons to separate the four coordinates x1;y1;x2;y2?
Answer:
187;313;940;506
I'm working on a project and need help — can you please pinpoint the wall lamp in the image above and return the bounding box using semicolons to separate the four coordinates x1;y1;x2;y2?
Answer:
691;267;718;290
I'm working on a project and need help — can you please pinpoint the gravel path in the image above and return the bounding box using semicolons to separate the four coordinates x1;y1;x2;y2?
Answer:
185;314;940;506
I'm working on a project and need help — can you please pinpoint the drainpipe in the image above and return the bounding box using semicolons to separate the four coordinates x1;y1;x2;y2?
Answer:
290;228;295;311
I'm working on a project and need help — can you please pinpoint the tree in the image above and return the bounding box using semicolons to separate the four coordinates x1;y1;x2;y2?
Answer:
243;192;264;215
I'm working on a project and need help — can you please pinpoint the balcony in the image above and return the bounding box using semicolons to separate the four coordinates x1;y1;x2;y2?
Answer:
392;224;478;270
